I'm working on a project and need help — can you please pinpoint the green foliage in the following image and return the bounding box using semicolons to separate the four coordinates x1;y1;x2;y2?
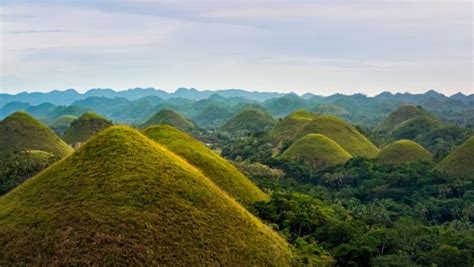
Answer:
0;150;59;195
280;134;352;171
49;115;77;136
295;115;380;158
437;136;474;179
0;126;292;265
221;108;276;135
62;112;113;144
377;140;432;164
141;109;196;132
143;125;269;205
377;105;440;134
0;112;73;157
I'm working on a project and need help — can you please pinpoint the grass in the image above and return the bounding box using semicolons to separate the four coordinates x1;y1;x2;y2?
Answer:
280;134;352;171
143;124;269;205
436;136;474;179
377;105;440;133
49;115;77;135
377;139;433;164
141;109;196;132
0;126;292;265
221;108;276;134
269;109;317;142
0;112;73;157
62;112;112;144
295;115;380;158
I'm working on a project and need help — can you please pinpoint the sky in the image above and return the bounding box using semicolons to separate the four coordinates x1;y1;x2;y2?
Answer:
0;0;472;96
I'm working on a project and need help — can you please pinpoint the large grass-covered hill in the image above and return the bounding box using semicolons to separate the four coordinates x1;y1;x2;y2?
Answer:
377;139;433;164
0;126;292;265
221;108;276;135
436;136;474;179
143;125;268;205
142;109;196;132
62;112;112;144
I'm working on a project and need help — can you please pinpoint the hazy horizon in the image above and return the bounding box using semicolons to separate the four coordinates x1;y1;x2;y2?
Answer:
1;0;473;95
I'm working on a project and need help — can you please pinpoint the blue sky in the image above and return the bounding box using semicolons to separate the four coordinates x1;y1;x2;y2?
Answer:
0;0;472;95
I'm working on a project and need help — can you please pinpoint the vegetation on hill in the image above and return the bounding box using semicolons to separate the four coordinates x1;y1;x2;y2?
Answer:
436;136;474;179
142;109;196;132
0;126;292;265
221;108;276;135
280;134;352;171
295;115;380;158
377;105;441;134
62;112;112;144
314;103;350;118
0;112;73;157
49;115;77;136
143;125;268;205
0;150;58;195
377;139;433;164
269;109;317;143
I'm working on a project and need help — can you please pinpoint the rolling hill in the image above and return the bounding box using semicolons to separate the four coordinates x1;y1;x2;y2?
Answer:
269;109;317;143
142;109;196;132
221;108;276;135
0;126;291;265
62;112;112;145
377;105;441;134
0;112;73;157
377;139;433;164
436;136;474;178
280;134;352;171
49;115;77;136
295;115;380;158
143;125;268;205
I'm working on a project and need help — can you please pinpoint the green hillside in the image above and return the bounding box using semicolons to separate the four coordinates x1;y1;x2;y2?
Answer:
377;139;433;164
49;115;77;136
269;109;317;142
436;136;474;178
391;116;442;140
0;112;73;157
0;150;58;195
295;115;380;158
0;126;291;265
142;109;196;132
62;112;112;144
221;108;276;135
280;134;352;171
143;125;268;205
377;105;440;134
314;103;350;118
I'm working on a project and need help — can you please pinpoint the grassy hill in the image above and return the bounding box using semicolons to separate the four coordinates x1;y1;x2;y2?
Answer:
377;105;441;134
295;115;380;158
143;125;268;205
142;109;196;132
0;126;291;265
280;134;352;171
62;112;112;144
377;139;433;164
0;112;72;157
221;108;276;135
49;115;77;136
269;109;317;143
436;136;474;178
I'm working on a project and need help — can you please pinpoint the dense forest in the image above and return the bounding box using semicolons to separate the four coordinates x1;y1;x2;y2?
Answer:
0;88;473;266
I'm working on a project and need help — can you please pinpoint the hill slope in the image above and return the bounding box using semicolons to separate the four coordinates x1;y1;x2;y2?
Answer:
280;134;352;171
295;115;380;158
0;126;292;265
142;109;196;132
269;109;317;143
0;112;72;157
221;108;276;134
62;112;112;144
377;105;441;134
49;115;77;136
436;136;474;178
143;125;268;205
377;140;433;164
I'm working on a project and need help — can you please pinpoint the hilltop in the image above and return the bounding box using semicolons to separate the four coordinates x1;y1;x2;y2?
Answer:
49;115;77;136
269;110;317;143
62;112;112;144
142;109;196;132
221;108;276;135
295;115;380;158
280;134;352;171
143;125;268;205
436;136;474;178
377;139;433;164
377;105;441;135
0;126;292;265
0;112;72;157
